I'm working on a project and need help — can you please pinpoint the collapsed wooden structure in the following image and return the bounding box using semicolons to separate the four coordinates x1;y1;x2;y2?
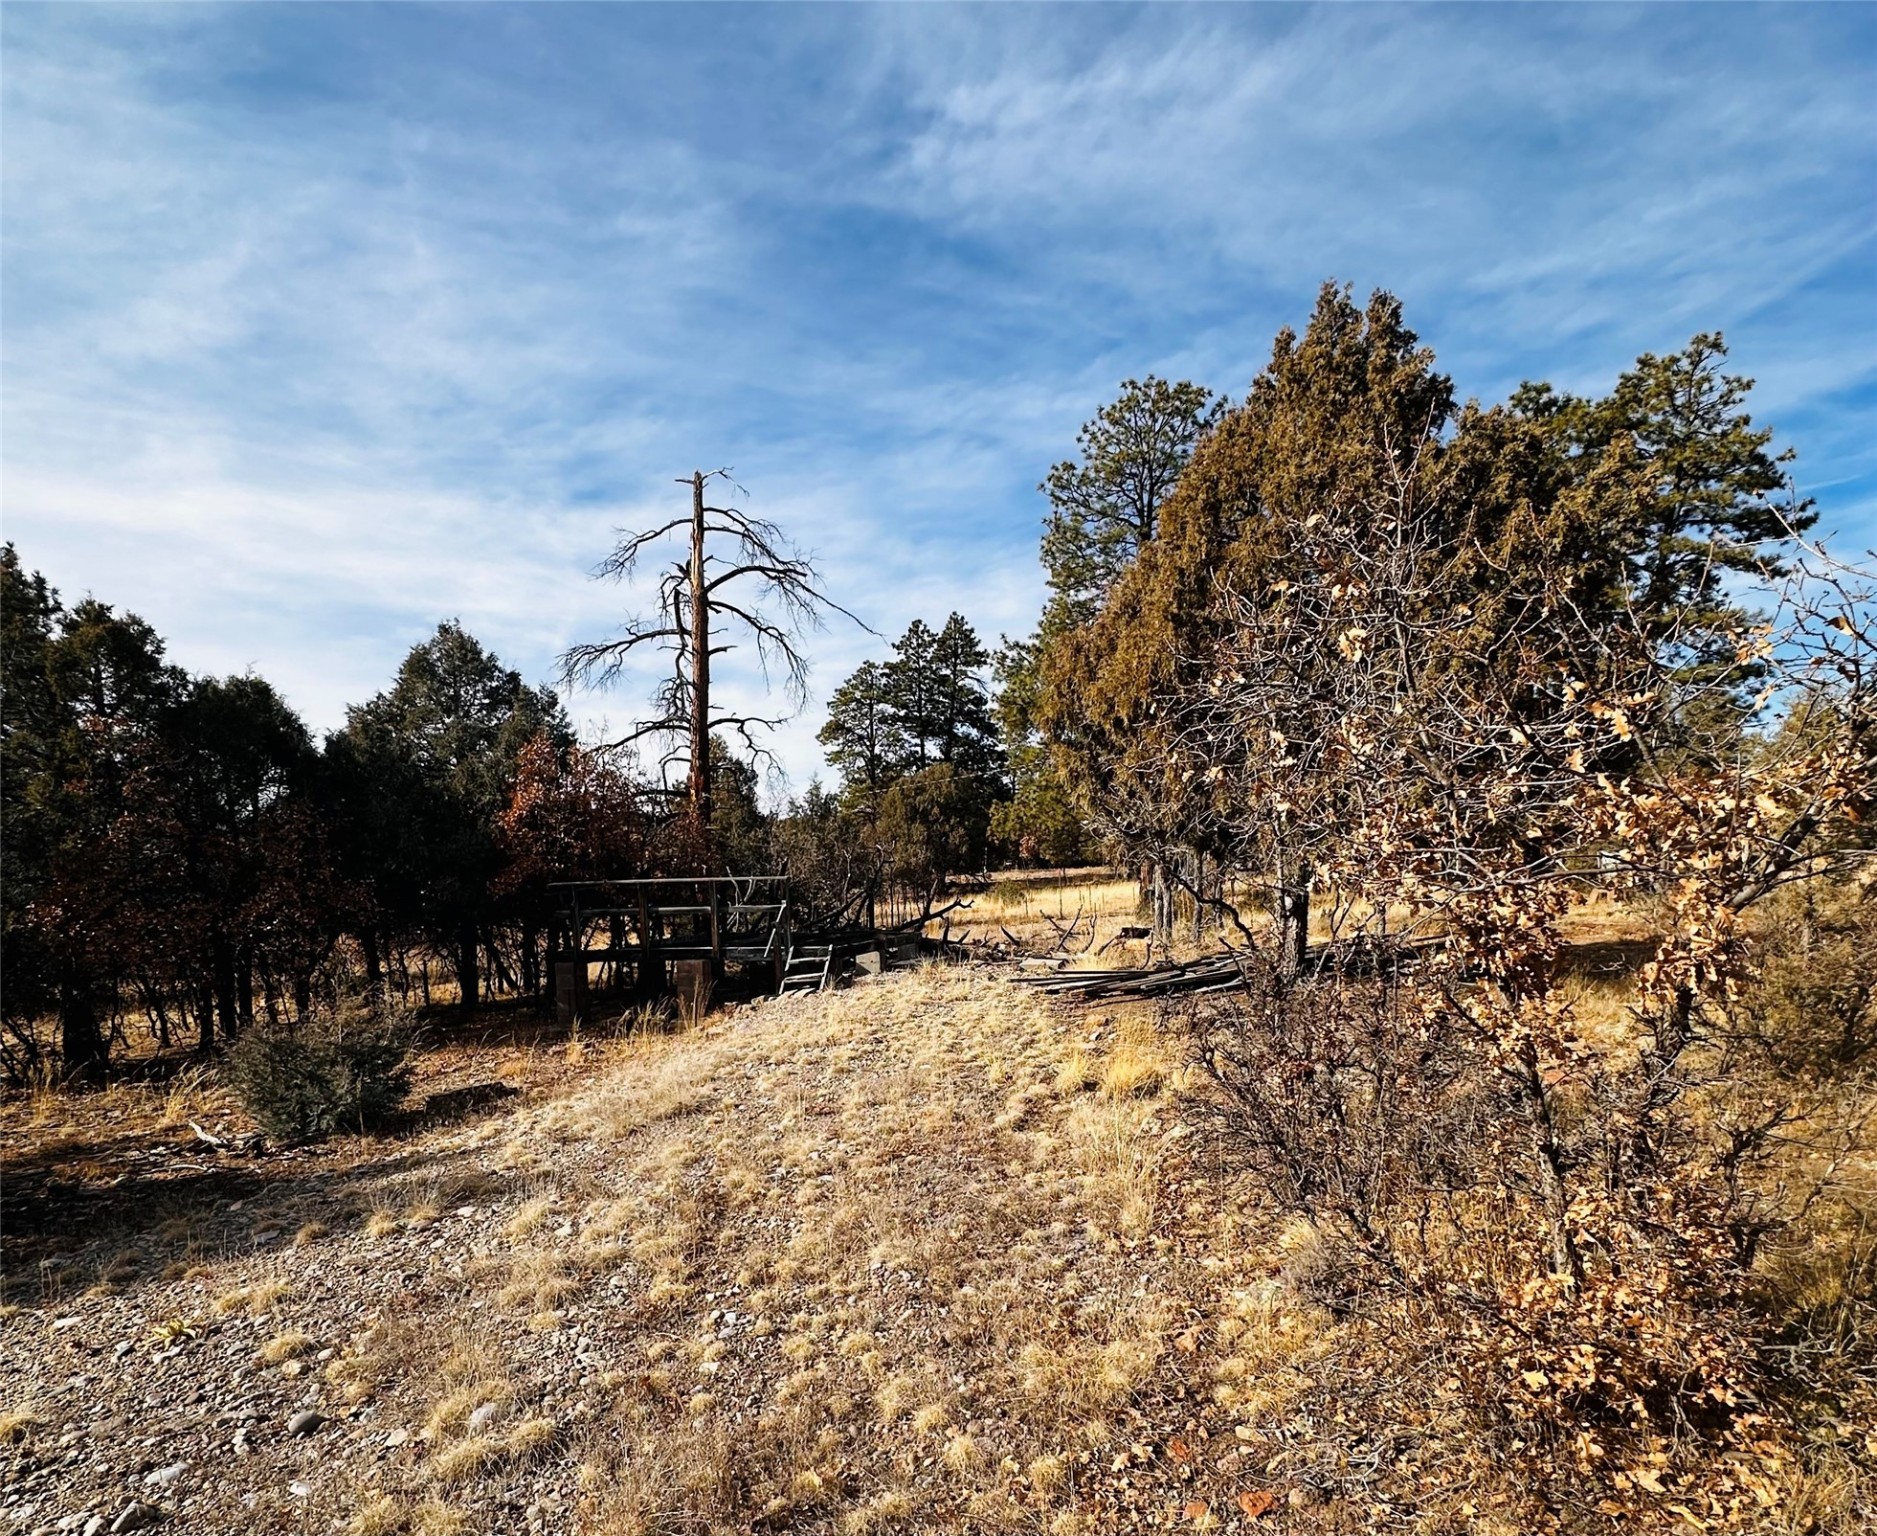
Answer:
546;876;788;1023
1007;954;1251;1003
545;876;921;1022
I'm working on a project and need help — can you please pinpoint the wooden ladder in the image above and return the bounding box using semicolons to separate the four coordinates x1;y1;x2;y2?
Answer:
778;943;833;996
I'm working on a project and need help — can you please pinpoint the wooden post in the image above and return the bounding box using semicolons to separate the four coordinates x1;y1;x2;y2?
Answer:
553;957;589;1030
636;887;663;999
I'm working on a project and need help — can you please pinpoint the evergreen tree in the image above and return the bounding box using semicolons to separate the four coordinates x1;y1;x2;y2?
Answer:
817;660;906;801
1040;375;1223;634
928;615;1004;784
823;616;1005;802
881;619;942;767
707;734;769;873
1514;334;1813;671
339;622;569;1012
1;548;72;1062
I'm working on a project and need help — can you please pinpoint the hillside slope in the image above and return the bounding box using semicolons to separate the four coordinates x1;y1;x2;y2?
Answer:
3;967;1298;1536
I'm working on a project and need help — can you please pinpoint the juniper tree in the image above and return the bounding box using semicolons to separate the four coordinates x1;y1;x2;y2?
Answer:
1043;285;1452;962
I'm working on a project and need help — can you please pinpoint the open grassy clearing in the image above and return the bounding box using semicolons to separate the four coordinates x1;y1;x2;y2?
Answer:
6;917;1871;1535
0;964;1305;1534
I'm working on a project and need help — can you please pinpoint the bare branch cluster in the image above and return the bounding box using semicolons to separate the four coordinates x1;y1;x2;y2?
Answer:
560;471;865;814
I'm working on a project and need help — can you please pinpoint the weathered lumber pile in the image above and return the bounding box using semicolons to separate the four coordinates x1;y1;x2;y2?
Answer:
1009;933;1442;1003
1007;953;1248;1002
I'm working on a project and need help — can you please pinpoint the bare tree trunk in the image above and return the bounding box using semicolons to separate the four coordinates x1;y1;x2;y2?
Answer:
520;919;540;998
687;470;713;848
455;923;478;1015
1150;860;1171;952
1274;850;1310;978
59;959;107;1079
237;947;255;1033
1188;850;1204;945
360;927;384;1004
212;932;240;1048
1514;1040;1582;1287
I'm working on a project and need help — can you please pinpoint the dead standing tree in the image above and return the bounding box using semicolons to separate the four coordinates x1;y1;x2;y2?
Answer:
561;470;862;858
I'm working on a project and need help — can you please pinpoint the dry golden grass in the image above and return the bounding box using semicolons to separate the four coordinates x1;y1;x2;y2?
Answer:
260;1330;313;1363
334;960;1218;1530
0;1405;45;1443
503;1195;552;1239
347;1495;409;1536
1096;1039;1164;1098
409;1499;470;1536
431;1434;500;1484
72;923;1842;1531
210;1278;287;1318
362;1207;401;1239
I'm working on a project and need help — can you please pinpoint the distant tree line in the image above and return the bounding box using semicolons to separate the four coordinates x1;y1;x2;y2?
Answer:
0;568;683;1080
0;551;1051;1080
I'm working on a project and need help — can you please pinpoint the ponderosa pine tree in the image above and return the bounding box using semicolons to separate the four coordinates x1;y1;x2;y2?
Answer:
1039;376;1223;634
824;615;1004;795
817;660;905;805
1513;334;1813;675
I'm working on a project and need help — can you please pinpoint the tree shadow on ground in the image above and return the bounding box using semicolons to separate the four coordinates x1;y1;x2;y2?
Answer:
1;1113;525;1300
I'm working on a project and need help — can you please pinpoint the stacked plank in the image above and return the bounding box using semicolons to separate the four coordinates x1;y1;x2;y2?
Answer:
1009;933;1441;1003
1007;953;1248;1002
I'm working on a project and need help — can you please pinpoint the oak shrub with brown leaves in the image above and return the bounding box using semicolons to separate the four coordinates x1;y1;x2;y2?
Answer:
1042;287;1876;1527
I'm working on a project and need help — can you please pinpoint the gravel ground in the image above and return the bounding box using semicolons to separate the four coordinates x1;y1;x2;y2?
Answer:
3;965;1299;1535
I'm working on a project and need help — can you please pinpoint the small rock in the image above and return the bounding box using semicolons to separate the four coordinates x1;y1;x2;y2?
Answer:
52;1317;82;1331
383;1428;409;1449
141;1465;185;1489
285;1410;324;1437
287;1481;311;1500
109;1504;159;1534
82;1519;106;1536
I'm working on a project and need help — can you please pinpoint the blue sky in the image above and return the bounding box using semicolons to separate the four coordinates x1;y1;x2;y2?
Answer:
4;3;1873;793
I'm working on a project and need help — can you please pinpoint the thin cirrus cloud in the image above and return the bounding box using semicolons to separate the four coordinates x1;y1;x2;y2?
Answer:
2;3;1872;794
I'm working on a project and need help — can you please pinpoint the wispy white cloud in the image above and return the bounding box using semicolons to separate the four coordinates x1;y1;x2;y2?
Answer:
3;3;1871;794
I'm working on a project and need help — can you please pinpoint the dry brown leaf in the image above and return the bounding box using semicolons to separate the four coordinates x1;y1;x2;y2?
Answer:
1236;1489;1276;1519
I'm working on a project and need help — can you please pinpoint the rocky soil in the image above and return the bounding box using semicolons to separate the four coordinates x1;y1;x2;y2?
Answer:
2;966;1300;1536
